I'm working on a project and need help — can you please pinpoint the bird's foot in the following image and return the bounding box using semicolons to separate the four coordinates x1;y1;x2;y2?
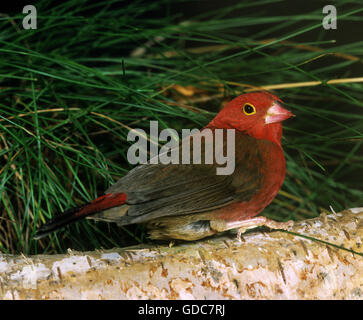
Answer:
210;216;293;242
210;216;294;240
235;217;294;241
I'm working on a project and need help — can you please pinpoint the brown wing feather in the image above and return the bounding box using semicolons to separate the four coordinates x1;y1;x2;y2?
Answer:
104;129;264;225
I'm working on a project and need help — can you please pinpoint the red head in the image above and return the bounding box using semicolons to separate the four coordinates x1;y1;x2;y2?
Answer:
207;92;294;145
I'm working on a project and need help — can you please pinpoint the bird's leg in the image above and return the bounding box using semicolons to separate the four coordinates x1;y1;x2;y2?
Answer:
210;216;294;241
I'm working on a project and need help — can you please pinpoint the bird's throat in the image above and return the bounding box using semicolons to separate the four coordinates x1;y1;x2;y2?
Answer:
245;123;283;147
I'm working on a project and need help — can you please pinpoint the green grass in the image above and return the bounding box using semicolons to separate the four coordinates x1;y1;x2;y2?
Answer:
0;0;362;254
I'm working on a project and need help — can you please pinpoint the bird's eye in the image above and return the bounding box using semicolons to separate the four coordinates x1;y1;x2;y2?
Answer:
243;103;256;115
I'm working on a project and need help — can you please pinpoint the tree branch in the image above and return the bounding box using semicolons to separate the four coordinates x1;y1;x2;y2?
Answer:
1;208;362;299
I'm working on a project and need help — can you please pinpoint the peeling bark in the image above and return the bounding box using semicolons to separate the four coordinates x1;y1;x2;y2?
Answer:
0;208;362;300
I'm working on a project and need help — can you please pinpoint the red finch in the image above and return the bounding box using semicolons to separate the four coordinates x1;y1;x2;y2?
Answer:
34;91;294;241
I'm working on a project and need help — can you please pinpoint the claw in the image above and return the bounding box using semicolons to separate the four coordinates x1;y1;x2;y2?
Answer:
236;227;247;242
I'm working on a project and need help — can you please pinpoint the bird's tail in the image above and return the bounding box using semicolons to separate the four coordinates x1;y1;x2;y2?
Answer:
33;192;127;240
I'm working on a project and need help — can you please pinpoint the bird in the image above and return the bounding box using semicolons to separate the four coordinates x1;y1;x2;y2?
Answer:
34;91;295;241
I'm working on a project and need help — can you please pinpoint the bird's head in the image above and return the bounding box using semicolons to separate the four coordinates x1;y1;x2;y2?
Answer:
208;92;294;145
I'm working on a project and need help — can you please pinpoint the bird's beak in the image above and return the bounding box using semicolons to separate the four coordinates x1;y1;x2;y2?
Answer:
265;102;295;124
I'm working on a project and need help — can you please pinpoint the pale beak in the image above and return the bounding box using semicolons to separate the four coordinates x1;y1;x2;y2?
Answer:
265;102;295;124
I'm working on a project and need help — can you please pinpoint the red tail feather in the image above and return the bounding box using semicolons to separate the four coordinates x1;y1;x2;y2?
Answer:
76;193;127;217
34;193;127;239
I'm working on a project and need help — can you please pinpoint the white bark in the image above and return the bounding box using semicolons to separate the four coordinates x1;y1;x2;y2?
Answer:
0;208;362;299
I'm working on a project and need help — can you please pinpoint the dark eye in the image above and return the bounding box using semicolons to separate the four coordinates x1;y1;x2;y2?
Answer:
243;103;256;115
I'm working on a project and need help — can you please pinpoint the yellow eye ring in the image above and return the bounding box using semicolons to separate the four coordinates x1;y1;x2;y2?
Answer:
243;103;256;115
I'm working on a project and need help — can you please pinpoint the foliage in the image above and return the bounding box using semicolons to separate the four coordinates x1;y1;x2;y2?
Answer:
0;0;362;254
